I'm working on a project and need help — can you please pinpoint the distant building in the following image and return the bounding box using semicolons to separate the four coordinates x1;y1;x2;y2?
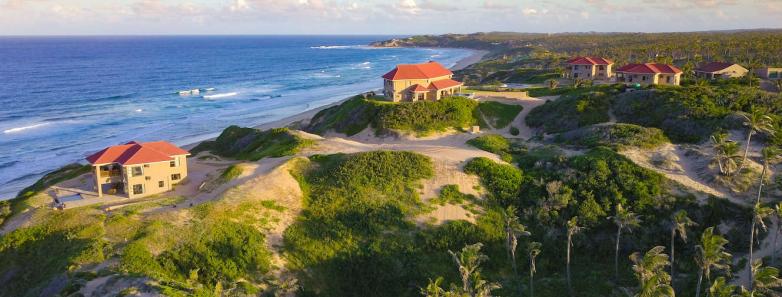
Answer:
754;67;782;80
615;63;682;86
564;57;614;80
382;61;463;102
694;62;748;79
86;141;190;199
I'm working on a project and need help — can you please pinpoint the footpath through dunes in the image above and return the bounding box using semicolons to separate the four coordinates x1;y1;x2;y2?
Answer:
471;91;559;139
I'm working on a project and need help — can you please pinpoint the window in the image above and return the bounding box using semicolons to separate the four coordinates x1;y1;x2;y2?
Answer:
132;184;144;195
642;76;647;81
667;76;672;83
131;166;143;177
171;174;181;181
159;181;165;188
599;65;605;70
574;73;579;78
145;176;151;181
170;160;177;167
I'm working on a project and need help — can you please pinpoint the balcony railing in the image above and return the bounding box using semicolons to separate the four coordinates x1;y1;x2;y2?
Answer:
99;170;122;178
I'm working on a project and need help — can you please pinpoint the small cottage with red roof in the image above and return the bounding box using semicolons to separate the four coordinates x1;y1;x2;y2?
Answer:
382;61;463;102
694;62;748;79
564;57;614;80
86;141;190;198
615;63;683;86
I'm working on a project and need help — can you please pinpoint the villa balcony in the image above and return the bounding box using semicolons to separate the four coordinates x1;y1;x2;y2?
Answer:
99;170;122;178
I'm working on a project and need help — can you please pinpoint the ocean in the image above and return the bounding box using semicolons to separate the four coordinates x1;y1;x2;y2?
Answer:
0;36;473;200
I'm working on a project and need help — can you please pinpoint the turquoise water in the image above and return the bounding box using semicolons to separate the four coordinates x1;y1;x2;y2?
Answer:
0;36;472;199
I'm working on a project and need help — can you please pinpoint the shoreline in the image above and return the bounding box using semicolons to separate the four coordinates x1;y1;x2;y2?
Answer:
183;48;488;150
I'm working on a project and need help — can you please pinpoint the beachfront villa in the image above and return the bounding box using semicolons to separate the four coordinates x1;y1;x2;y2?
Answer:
694;62;748;79
86;141;190;199
754;67;782;80
382;61;463;102
615;63;682;86
564;56;614;80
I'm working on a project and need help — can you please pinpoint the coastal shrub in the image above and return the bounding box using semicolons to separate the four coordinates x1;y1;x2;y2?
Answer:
526;91;613;133
477;101;523;129
466;134;515;162
374;97;479;135
0;209;108;297
463;157;522;206
283;151;437;296
192;126;312;161
509;126;520;136
219;164;243;183
555;123;670;149
612;85;781;143
431;185;476;206
307;96;384;136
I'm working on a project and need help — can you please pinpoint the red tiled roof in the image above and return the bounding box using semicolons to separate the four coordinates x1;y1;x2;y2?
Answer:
566;56;614;65
411;84;429;92
429;79;463;90
382;61;453;80
86;141;189;165
616;63;682;74
695;62;738;73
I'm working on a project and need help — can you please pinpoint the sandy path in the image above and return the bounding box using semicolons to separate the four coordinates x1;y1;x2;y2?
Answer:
471;91;558;139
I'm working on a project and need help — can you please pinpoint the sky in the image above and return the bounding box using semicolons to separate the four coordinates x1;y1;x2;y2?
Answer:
1;0;781;35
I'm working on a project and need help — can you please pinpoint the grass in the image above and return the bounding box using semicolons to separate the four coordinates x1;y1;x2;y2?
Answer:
554;123;670;149
477;101;523;129
191;126;313;161
219;164;243;183
430;185;478;206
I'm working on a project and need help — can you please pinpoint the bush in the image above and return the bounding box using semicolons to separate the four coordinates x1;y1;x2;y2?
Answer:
375;97;479;135
463;157;522;206
467;134;515;162
219;164;243;182
307;96;384;136
192;126;312;161
477;101;523;129
509;126;520;136
526;91;614;133
555;123;670;149
431;185;476;206
612;85;781;143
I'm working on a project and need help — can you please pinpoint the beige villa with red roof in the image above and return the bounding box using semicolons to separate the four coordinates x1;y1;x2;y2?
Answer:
564;57;614;80
382;61;463;102
615;63;682;86
86;141;190;198
694;62;748;79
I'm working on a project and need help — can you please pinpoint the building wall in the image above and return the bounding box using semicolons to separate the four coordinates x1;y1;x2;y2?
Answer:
617;72;681;86
566;64;613;80
695;65;749;79
755;67;782;79
94;155;189;199
384;74;453;102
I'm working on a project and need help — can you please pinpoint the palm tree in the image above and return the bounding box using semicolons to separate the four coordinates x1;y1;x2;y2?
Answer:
449;243;489;295
611;204;641;281
547;79;560;90
421;277;447;297
748;260;782;296
773;202;782;266
694;227;732;297
710;132;742;176
573;78;586;88
502;206;530;275
748;203;774;289
669;210;696;287
629;246;674;297
566;217;583;297
735;108;775;175
528;242;542;297
708;277;737;297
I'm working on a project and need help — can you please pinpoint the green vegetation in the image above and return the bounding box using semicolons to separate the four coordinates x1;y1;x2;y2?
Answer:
431;185;477;206
467;134;515;162
308;96;527;136
526;89;618;133
555;123;670;149
191;126;313;161
613;85;780;143
218;164;243;183
479;68;562;85
307;96;385;136
477;101;523;129
0;163;90;227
